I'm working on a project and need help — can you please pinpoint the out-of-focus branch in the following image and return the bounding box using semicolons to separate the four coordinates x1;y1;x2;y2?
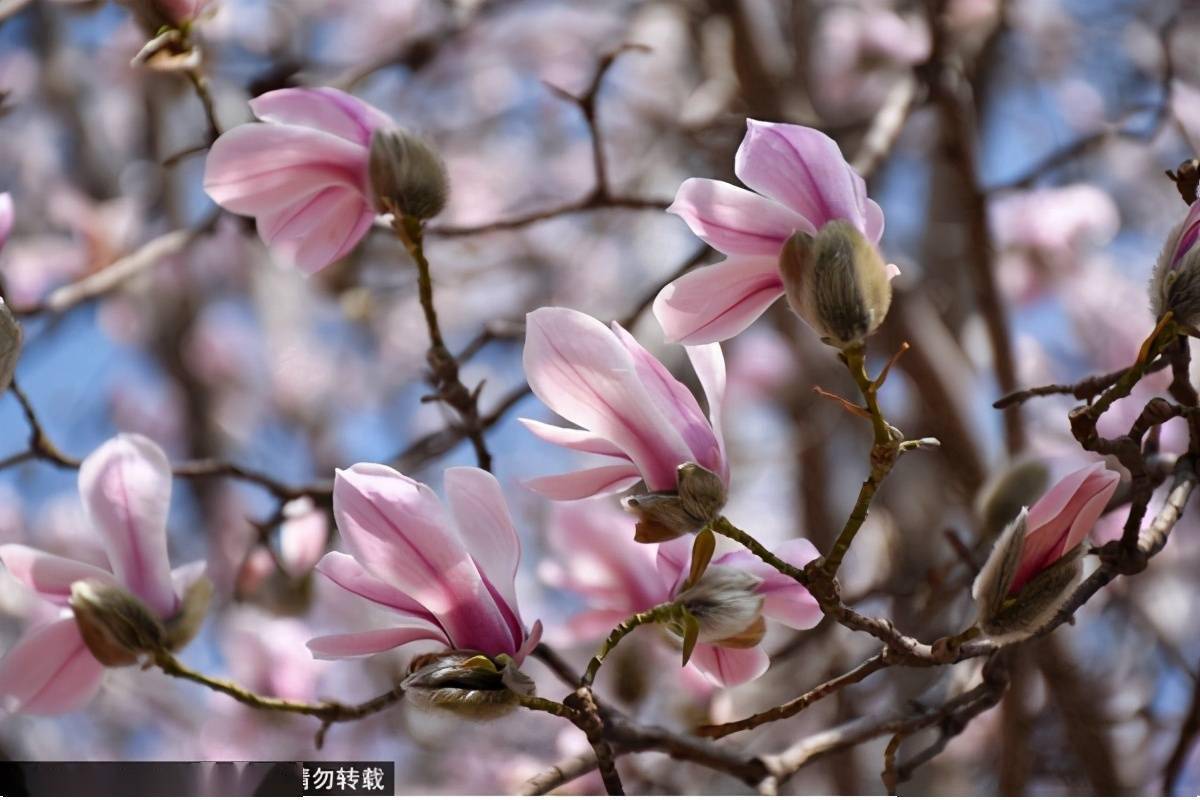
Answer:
994;356;1171;409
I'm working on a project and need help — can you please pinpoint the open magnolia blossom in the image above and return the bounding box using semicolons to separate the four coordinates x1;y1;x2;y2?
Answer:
543;500;821;687
1150;199;1200;331
521;306;728;540
0;434;211;714
308;464;541;714
653;119;897;346
204;87;445;274
973;461;1120;639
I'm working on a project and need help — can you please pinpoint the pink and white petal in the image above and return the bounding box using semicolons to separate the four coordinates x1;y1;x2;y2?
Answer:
524;308;694;490
1062;471;1120;553
655;536;693;593
250;88;393;146
1169;200;1200;267
203;124;368;215
0;617;105;715
685;342;729;483
668;178;807;256
444;467;525;636
333;464;514;656
653;256;785;345
512;619;543;666
864;198;886;244
519;418;628;459
265;194;374;275
524;465;642;501
610;323;723;477
689;643;770;687
560;609;634;644
314;552;439;626
760;583;822;630
0;544;115;605
306;627;446;660
734;120;867;232
78;434;178;618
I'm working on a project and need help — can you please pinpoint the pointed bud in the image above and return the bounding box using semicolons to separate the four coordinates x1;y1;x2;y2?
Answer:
1151;200;1200;331
369;129;448;221
779;221;893;349
623;463;727;543
400;651;534;720
69;579;166;666
972;511;1082;642
674;566;764;644
974;458;1050;540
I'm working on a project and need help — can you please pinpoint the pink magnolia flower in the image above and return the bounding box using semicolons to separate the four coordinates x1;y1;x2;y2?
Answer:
1006;461;1120;596
277;497;328;578
307;464;541;663
521;306;727;502
653;119;889;345
0;434;208;714
542;500;821;687
203;88;393;274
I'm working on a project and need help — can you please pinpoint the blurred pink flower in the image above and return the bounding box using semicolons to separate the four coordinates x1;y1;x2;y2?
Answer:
278;497;328;578
654;119;888;344
0;193;12;252
156;0;214;25
1172;79;1200;158
308;464;541;663
204;88;392;274
521;306;727;500
0;434;207;714
542;500;821;687
1008;462;1120;595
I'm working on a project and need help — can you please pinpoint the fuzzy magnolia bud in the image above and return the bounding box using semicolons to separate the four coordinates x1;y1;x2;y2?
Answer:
0;299;20;395
779;220;893;349
369;129;448;221
623;463;727;543
974;457;1050;541
69;579;166;667
400;651;534;720
674;566;764;646
971;511;1082;642
1151;200;1200;332
162;575;213;652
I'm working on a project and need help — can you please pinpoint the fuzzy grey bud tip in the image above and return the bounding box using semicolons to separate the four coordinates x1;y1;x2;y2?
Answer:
779;221;892;349
0;300;21;395
400;651;534;720
69;579;166;666
369;128;448;221
675;566;764;645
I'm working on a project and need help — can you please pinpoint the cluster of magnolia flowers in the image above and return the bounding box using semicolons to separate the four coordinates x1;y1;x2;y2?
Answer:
0;82;1158;719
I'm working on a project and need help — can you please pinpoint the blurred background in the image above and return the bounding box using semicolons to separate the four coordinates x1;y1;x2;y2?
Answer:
0;0;1199;794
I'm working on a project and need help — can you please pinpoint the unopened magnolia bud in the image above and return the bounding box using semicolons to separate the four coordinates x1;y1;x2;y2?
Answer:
1153;248;1200;332
974;458;1049;540
69;579;166;666
972;512;1082;642
400;651;534;720
674;566;764;645
623;463;727;543
369;129;448;220
162;575;213;652
0;300;20;395
779;221;892;349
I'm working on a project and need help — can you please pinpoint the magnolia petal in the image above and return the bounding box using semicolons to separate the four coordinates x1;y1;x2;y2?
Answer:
519;418;629;459
444;467;526;643
314;552;440;626
249;88;393;147
332;464;514;655
0;617;105;715
262;192;375;274
523;465;642;501
512;619;543;666
306;627;446;660
689;642;770;687
0;544;115;605
78;434;178;618
524;307;694;490
668;178;807;256
653;256;785;346
685;342;729;484
0;193;12;251
734;120;869;234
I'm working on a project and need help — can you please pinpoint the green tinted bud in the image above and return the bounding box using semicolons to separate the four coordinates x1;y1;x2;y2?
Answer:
69;579;166;667
0;300;20;395
779;221;893;349
674;566;764;645
974;458;1050;540
623;463;727;543
369;129;448;220
400;651;534;720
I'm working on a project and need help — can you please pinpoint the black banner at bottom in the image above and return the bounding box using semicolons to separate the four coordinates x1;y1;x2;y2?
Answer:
0;761;395;796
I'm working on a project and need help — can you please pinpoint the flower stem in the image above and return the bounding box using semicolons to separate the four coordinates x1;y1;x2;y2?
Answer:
581;601;684;687
712;516;808;585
